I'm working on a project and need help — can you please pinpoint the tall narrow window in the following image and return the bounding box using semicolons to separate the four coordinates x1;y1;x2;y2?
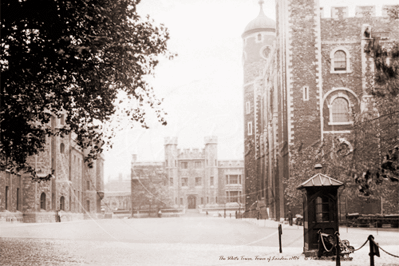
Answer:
40;192;46;210
195;177;202;186
246;101;250;114
87;181;90;190
303;86;309;101
181;162;188;169
60;196;65;211
257;33;262;41
210;176;214;186
16;188;20;211
5;186;9;210
331;98;350;123
60;143;65;153
87;200;90;212
334;50;346;71
248;122;253;136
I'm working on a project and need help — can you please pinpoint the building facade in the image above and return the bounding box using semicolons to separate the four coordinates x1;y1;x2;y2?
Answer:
130;136;244;210
242;1;399;220
0;115;105;223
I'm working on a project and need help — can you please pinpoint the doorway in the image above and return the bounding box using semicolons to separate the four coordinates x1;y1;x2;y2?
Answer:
188;195;196;209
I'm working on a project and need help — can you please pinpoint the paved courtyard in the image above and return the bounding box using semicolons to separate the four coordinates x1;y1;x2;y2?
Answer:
0;215;398;265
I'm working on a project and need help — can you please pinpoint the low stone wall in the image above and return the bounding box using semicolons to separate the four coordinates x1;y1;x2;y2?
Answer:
0;211;23;223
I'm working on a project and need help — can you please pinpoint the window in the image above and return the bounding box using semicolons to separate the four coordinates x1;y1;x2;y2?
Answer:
331;98;350;123
195;161;201;168
239;175;241;184
248;122;252;136
210;176;214;186
303;86;309;101
40;192;46;210
60;143;65;153
257;33;262;42
195;177;202;186
170;178;173;186
16;188;20;211
246;102;250;114
87;181;90;190
5;186;9;210
181;178;188;187
87;200;90;212
229;175;238;184
230;191;239;202
60;196;65;211
334;50;346;71
315;196;331;222
181;162;188;169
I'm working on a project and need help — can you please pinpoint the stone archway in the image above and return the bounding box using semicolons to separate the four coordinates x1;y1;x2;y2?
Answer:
187;195;196;209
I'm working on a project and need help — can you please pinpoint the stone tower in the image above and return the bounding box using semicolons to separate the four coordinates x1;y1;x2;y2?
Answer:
204;136;218;203
164;137;178;203
242;0;276;218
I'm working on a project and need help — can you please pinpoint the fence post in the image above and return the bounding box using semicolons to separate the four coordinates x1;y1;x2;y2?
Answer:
335;232;341;266
278;223;282;253
368;235;375;266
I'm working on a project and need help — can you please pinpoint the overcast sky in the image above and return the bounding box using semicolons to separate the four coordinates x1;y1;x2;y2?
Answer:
103;0;399;182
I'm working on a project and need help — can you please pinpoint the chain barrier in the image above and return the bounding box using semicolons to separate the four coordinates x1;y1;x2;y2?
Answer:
354;238;369;251
376;243;399;258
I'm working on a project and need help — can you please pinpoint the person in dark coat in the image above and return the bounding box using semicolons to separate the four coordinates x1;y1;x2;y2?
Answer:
287;210;293;226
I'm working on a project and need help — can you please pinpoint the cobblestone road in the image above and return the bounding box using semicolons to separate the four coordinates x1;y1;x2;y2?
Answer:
1;216;398;265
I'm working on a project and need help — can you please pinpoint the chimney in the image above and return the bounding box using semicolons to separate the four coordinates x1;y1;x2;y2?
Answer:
314;164;323;174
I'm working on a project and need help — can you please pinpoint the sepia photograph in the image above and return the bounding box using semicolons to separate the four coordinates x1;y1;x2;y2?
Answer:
1;0;399;265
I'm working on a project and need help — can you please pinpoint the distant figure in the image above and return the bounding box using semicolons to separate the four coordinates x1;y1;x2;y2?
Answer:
206;211;208;216
287;210;293;226
158;210;162;218
56;210;61;222
235;211;237;219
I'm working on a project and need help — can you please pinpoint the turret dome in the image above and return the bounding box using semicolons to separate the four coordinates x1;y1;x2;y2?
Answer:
242;0;275;38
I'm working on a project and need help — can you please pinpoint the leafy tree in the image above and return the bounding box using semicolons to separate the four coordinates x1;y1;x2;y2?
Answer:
131;165;172;212
1;0;175;180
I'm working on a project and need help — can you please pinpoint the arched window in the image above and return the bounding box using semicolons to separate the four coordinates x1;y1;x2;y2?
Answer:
257;33;262;41
331;98;350;123
60;196;65;210
334;50;346;71
60;143;65;153
40;193;46;210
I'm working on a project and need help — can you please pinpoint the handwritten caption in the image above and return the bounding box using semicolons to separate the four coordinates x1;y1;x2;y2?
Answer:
219;255;302;262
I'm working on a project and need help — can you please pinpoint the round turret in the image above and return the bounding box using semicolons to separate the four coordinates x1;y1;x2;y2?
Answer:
242;0;275;38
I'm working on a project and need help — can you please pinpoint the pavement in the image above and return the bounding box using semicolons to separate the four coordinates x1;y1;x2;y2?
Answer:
0;214;398;266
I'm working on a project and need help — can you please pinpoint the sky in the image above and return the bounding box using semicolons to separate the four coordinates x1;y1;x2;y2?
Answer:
103;0;399;182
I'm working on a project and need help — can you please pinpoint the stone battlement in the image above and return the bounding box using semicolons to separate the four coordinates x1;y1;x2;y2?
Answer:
164;137;178;145
320;5;399;19
204;136;218;144
177;148;205;159
218;160;244;167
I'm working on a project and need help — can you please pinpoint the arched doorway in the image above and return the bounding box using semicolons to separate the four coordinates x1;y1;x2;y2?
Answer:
187;195;196;209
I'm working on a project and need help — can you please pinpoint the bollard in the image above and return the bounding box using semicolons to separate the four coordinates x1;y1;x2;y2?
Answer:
335;232;341;266
368;235;380;266
278;223;282;253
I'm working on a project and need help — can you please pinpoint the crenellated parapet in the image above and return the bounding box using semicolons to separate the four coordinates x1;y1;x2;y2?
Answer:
177;148;205;159
325;5;399;19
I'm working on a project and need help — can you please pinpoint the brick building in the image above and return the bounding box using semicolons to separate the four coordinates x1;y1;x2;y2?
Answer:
0;115;105;223
130;136;244;211
242;1;399;220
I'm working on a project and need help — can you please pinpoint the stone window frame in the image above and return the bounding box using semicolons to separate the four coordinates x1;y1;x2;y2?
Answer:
303;86;309;101
60;196;65;211
40;192;46;210
327;93;354;126
195;177;202;187
330;47;352;74
246;101;251;114
181;177;188;187
60;142;65;153
248;122;253;136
